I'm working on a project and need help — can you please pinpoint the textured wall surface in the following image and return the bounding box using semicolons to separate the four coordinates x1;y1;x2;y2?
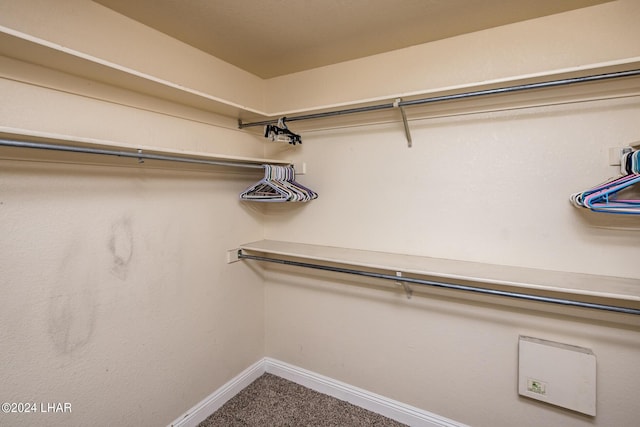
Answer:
1;1;639;426
263;94;640;427
262;4;640;425
0;162;265;426
0;64;266;427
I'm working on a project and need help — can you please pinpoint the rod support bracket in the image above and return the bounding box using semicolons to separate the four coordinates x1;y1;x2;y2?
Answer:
394;98;412;148
226;248;242;263
396;271;412;299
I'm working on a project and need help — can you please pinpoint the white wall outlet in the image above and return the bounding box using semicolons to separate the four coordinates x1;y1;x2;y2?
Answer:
226;249;240;263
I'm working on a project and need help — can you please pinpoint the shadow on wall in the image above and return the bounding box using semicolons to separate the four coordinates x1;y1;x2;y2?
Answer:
261;263;640;331
573;207;640;237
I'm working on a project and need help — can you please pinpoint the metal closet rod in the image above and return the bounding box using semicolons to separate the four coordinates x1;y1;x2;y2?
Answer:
238;68;640;129
0;139;265;169
238;252;640;316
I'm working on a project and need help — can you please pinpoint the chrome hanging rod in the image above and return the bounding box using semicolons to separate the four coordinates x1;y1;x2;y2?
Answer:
238;252;640;316
238;68;640;129
0;139;265;169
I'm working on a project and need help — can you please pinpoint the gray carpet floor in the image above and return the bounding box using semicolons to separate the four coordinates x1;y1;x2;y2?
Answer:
198;373;408;426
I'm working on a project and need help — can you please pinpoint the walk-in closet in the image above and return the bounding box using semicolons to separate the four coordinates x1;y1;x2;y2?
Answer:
1;1;639;426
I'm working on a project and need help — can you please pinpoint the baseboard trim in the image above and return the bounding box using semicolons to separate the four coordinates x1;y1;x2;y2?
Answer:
169;357;467;427
263;358;467;427
168;359;265;427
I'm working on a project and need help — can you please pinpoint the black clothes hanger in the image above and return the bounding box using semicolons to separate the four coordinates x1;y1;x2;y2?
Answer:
264;117;302;145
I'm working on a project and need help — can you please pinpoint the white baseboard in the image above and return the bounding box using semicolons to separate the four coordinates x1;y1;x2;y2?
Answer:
169;357;467;427
168;359;265;427
263;358;467;427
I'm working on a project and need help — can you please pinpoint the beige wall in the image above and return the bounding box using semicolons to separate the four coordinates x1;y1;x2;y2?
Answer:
1;1;640;427
263;94;640;427
1;36;267;427
265;0;640;114
261;1;640;427
0;0;265;113
264;94;640;277
1;160;265;426
265;270;640;427
4;0;638;117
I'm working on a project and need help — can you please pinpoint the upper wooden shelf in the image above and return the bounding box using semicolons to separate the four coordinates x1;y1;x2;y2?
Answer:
240;240;640;303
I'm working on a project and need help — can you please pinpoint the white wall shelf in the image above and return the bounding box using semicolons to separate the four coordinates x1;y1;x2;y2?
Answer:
0;128;289;169
0;28;264;120
5;25;639;130
239;240;640;310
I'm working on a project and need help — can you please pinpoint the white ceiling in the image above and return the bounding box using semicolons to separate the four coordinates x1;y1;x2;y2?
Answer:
93;0;613;79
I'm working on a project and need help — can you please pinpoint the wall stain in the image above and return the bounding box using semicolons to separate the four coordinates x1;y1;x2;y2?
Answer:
109;216;134;280
48;289;97;354
49;241;97;355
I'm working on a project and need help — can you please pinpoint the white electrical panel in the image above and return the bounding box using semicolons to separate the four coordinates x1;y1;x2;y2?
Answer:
518;336;596;416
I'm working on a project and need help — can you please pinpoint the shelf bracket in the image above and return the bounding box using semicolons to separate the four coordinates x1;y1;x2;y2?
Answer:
396;271;412;299
394;98;412;148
